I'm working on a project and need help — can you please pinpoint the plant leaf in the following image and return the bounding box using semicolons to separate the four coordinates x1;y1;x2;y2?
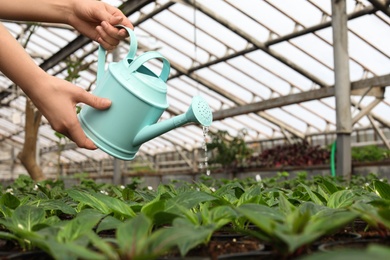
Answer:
57;209;105;243
32;199;77;215
237;203;283;237
12;205;46;232
41;239;107;260
299;183;324;205
116;213;152;258
0;192;20;209
141;195;166;219
318;178;340;195
374;180;390;200
150;217;215;256
165;191;217;212
327;190;357;208
278;193;296;215
67;189;111;214
96;215;123;234
305;208;358;235
93;191;136;218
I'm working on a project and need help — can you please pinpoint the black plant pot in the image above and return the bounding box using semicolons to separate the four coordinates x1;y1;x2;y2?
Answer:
158;257;211;260
4;250;52;260
210;231;246;241
318;237;390;252
313;231;362;248
217;250;274;260
215;240;270;260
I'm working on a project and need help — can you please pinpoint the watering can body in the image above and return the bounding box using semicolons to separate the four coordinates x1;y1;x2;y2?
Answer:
79;26;212;160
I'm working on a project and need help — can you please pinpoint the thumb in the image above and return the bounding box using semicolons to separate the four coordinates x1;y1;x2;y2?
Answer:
109;15;123;25
81;92;111;110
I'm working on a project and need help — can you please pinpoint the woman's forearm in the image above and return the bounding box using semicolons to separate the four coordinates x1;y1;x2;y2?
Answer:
0;23;48;97
0;0;74;24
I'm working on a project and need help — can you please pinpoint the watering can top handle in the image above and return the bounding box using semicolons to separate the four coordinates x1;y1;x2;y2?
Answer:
97;25;137;85
127;51;170;82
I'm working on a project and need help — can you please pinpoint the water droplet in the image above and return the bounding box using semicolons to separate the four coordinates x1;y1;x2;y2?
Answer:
201;126;210;175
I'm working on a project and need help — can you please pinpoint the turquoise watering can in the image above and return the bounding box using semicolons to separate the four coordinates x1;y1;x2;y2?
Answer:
79;26;213;160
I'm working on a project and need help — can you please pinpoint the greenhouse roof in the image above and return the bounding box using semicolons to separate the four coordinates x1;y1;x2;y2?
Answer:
0;0;390;165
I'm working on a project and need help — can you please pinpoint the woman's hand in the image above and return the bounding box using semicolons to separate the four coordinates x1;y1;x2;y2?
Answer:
35;75;112;149
67;0;134;50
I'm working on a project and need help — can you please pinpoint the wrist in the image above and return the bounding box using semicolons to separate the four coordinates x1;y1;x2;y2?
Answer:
63;0;78;25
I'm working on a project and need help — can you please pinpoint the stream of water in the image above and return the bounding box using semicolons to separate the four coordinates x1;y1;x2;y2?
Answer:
199;126;210;175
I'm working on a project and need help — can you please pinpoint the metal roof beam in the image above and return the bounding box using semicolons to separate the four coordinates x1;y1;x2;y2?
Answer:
352;98;382;125
170;6;374;80
367;114;390;149
212;74;390;120
368;0;390;17
187;0;327;88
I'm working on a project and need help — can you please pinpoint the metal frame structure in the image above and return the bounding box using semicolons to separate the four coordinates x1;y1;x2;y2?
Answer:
0;0;389;179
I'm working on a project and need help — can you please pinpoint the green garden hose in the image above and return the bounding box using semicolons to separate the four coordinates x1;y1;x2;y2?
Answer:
331;141;336;177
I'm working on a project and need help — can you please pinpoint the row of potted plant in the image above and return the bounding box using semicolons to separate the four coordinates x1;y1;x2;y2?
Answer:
206;130;390;169
0;172;389;259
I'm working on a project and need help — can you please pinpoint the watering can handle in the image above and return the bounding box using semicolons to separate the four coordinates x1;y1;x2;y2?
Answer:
97;25;137;86
127;51;170;82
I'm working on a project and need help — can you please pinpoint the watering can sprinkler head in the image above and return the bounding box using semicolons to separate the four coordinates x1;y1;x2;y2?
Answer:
132;96;213;147
184;95;213;127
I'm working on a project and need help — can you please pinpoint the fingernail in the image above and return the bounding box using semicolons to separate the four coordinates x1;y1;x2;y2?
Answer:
102;98;112;106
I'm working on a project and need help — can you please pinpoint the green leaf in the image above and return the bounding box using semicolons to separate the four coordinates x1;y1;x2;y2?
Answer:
374;180;390;200
299;202;326;216
305;208;358;235
318;178;340;195
96;215;122;234
0;230;18;241
209;205;238;224
237;204;283;237
12;205;46;232
151;217;214;256
316;185;329;202
237;185;263;206
41;239;107;260
288;205;311;234
116;213;152;258
0;204;13;218
67;189;135;218
93;191;136;218
152;211;180;226
141;195;166;218
67;189;111;214
273;229;321;254
278;193;296;215
0;192;20;209
327;190;357;208
299;183;324;205
377;208;390;229
214;182;245;204
32;199;77;215
57;209;105;243
86;231;117;259
165;191;217;212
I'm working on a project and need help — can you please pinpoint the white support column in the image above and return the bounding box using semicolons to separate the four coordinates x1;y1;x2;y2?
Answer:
331;0;352;181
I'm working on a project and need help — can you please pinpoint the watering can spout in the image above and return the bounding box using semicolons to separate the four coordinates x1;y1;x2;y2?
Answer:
133;96;213;146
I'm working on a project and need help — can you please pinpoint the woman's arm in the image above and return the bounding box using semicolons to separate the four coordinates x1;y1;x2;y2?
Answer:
0;0;134;149
0;0;71;23
0;23;111;149
0;0;133;50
